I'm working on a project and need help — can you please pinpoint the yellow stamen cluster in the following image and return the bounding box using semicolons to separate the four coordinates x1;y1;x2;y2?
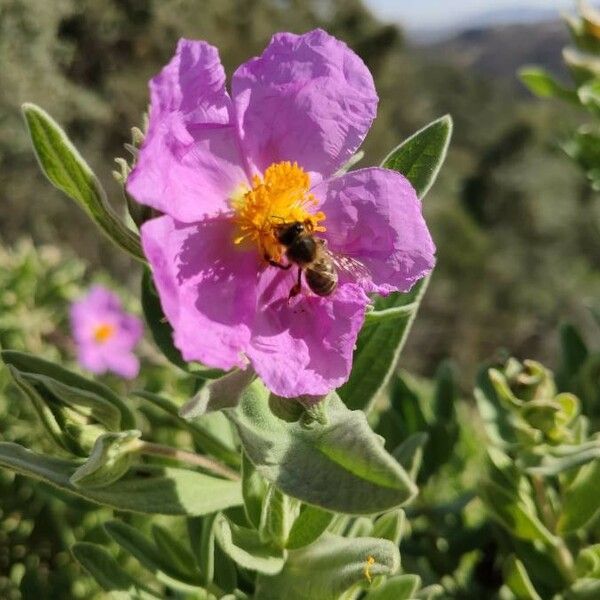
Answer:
93;323;116;344
232;161;326;262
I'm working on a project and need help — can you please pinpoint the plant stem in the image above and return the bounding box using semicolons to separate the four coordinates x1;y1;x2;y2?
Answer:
138;441;240;481
531;474;576;583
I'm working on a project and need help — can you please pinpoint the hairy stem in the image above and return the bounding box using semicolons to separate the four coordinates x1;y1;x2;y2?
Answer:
138;441;240;481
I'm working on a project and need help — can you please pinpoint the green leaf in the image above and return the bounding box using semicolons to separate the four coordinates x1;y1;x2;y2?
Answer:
474;365;518;447
392;433;428;481
70;430;142;488
5;365;79;454
259;485;297;549
414;584;445;600
365;574;420;600
576;544;600;578
140;269;223;378
522;440;600;476
371;510;404;545
22;103;144;261
213;513;285;575
213;542;238;593
72;542;161;599
254;533;400;600
1;350;136;429
363;303;418;327
338;277;430;411
518;67;578;102
480;449;556;545
0;442;242;516
242;451;267;529
382;115;453;198
104;520;200;587
339;116;452;412
565;579;600;599
286;505;334;550
198;513;218;586
504;555;542;600
180;368;255;419
346;517;374;538
559;458;600;533
135;390;240;468
151;524;199;582
227;382;417;514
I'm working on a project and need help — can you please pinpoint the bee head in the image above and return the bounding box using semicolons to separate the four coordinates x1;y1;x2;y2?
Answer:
274;221;305;246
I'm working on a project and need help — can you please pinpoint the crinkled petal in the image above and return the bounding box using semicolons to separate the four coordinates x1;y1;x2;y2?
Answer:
149;38;230;123
232;29;377;183
247;267;369;397
313;168;436;294
141;214;259;370
127;40;249;223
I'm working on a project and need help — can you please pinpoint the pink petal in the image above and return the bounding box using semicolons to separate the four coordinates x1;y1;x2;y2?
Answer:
104;352;140;380
77;346;107;375
232;29;377;183
313;168;436;295
149;38;230;123
141;215;259;370
127;40;249;223
247;267;369;397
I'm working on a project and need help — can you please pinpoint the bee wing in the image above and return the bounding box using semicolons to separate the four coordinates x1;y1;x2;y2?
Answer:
321;245;372;284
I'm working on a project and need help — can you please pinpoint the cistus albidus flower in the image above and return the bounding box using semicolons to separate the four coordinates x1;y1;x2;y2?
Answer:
70;286;143;379
127;30;435;398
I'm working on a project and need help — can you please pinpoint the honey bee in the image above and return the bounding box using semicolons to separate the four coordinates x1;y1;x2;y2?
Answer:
267;219;370;298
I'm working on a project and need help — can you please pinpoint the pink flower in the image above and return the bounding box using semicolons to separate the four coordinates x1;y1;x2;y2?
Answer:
70;286;143;379
127;30;435;398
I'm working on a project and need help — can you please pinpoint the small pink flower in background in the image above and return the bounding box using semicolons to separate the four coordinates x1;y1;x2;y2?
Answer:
70;286;143;379
127;29;435;398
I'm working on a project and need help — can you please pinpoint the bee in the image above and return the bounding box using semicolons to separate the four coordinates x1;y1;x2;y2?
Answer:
267;219;370;298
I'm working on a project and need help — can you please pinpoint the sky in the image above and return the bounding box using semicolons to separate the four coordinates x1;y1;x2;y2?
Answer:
364;0;578;32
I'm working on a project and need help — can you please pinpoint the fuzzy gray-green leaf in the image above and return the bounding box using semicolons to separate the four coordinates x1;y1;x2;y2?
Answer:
227;382;416;514
254;533;400;600
22;103;144;261
0;442;242;516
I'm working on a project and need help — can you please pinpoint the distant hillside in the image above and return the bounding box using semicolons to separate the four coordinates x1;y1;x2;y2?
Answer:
420;20;569;88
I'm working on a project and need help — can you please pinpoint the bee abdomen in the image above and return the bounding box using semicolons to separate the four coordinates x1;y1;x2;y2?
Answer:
306;260;338;296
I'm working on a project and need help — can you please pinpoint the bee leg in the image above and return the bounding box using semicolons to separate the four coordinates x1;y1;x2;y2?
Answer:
266;256;292;270
289;267;302;299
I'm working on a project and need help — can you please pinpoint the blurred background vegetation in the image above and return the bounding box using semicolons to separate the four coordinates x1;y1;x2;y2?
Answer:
2;0;600;597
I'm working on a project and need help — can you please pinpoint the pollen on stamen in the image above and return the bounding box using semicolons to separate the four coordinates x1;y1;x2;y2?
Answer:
364;555;376;583
93;323;116;344
231;161;326;262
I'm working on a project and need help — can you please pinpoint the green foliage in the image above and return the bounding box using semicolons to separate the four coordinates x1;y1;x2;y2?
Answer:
520;2;600;191
225;381;416;514
339;116;452;411
475;350;600;598
22;103;144;260
71;543;161;599
0;442;243;516
253;533;400;600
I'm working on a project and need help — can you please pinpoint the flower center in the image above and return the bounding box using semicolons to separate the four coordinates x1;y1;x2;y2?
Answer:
93;323;116;344
232;161;326;262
